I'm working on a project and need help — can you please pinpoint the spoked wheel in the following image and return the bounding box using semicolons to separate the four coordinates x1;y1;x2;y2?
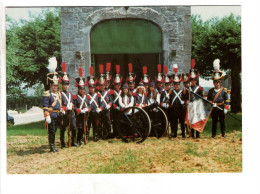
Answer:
116;106;151;143
146;106;169;138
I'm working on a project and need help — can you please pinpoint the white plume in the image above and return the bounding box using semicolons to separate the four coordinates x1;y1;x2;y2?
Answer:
48;57;57;72
213;59;220;71
173;64;178;69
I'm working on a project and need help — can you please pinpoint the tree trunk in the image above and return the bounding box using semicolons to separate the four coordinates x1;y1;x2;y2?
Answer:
230;59;242;113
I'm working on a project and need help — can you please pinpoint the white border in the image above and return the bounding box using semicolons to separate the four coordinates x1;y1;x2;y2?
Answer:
1;0;260;194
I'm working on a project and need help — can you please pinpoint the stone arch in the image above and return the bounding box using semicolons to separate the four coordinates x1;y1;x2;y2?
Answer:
82;7;170;72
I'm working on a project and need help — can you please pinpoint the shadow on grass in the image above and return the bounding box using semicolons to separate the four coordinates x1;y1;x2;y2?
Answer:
16;145;50;156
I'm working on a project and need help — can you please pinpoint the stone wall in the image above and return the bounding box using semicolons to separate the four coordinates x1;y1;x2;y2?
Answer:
61;6;191;93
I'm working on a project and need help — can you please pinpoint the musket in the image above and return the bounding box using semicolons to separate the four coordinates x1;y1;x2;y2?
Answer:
83;112;87;145
187;88;242;123
68;110;72;147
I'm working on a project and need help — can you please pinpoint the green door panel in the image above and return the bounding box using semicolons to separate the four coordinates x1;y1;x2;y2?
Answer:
90;19;162;54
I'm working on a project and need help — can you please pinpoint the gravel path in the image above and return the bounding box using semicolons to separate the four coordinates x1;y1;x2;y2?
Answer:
8;106;44;125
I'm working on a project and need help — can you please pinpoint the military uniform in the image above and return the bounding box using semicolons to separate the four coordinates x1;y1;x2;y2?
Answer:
111;65;123;138
168;64;188;138
42;69;61;153
207;87;230;137
74;92;90;144
59;62;79;148
208;59;230;138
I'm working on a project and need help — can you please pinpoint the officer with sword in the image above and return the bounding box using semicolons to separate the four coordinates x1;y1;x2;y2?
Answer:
207;59;230;138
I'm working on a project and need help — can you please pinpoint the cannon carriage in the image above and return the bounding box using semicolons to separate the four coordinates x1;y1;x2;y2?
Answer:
115;103;169;143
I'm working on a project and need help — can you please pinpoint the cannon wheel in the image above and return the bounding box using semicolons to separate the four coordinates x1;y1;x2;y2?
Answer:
147;107;169;138
116;106;151;143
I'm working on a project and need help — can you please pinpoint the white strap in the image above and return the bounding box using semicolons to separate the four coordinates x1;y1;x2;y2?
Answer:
61;92;71;107
77;95;87;110
88;93;99;108
193;86;199;93
113;90;121;103
99;91;108;107
171;90;182;105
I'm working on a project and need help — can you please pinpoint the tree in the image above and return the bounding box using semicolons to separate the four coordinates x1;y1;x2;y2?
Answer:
6;8;61;91
192;14;241;113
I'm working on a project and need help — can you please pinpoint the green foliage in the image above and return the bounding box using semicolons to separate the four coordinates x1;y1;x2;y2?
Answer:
7;95;42;110
6;8;61;92
192;14;241;112
192;14;241;77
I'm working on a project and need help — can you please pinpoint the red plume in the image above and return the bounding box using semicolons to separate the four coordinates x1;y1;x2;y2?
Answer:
164;65;168;75
62;62;66;73
157;64;161;73
116;65;120;74
191;59;195;69
99;64;103;74
106;62;111;72
78;67;83;77
173;64;178;74
90;66;94;76
143;66;147;74
128;63;132;73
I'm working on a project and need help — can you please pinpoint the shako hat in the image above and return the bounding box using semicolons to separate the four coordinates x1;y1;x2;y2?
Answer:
59;62;70;84
113;65;123;84
163;65;172;84
105;62;112;82
75;67;87;89
46;57;59;86
98;64;106;85
212;59;224;81
87;66;98;87
182;73;190;83
155;64;164;83
141;66;150;84
126;63;136;83
172;64;182;84
190;59;200;80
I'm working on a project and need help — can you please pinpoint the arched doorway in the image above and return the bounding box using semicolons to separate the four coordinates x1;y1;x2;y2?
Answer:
90;19;163;83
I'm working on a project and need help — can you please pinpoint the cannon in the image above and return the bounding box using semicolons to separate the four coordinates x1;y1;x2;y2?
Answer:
115;103;169;143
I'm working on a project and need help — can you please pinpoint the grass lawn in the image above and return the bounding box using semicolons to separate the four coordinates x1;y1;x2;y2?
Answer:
6;113;242;174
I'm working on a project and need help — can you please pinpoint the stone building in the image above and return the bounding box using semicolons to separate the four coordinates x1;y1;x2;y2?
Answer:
61;6;191;93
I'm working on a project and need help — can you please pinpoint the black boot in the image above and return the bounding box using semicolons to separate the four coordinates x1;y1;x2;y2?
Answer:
60;130;66;149
196;131;200;138
71;130;79;147
94;133;99;142
49;134;57;153
52;134;58;152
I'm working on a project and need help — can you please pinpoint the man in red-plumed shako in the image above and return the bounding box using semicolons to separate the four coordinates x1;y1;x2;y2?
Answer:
59;62;79;148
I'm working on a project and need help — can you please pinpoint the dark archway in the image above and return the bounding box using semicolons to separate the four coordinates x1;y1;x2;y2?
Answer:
90;19;163;82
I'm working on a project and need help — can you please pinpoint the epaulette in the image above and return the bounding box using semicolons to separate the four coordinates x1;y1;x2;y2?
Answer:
223;88;227;92
43;90;50;97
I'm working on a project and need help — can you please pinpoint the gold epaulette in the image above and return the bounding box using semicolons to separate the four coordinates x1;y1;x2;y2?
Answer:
223;88;227;92
43;90;50;97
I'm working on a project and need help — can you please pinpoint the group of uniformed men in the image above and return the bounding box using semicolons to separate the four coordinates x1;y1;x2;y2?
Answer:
43;59;230;153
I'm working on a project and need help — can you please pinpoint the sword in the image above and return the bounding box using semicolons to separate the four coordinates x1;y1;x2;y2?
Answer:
187;88;242;123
